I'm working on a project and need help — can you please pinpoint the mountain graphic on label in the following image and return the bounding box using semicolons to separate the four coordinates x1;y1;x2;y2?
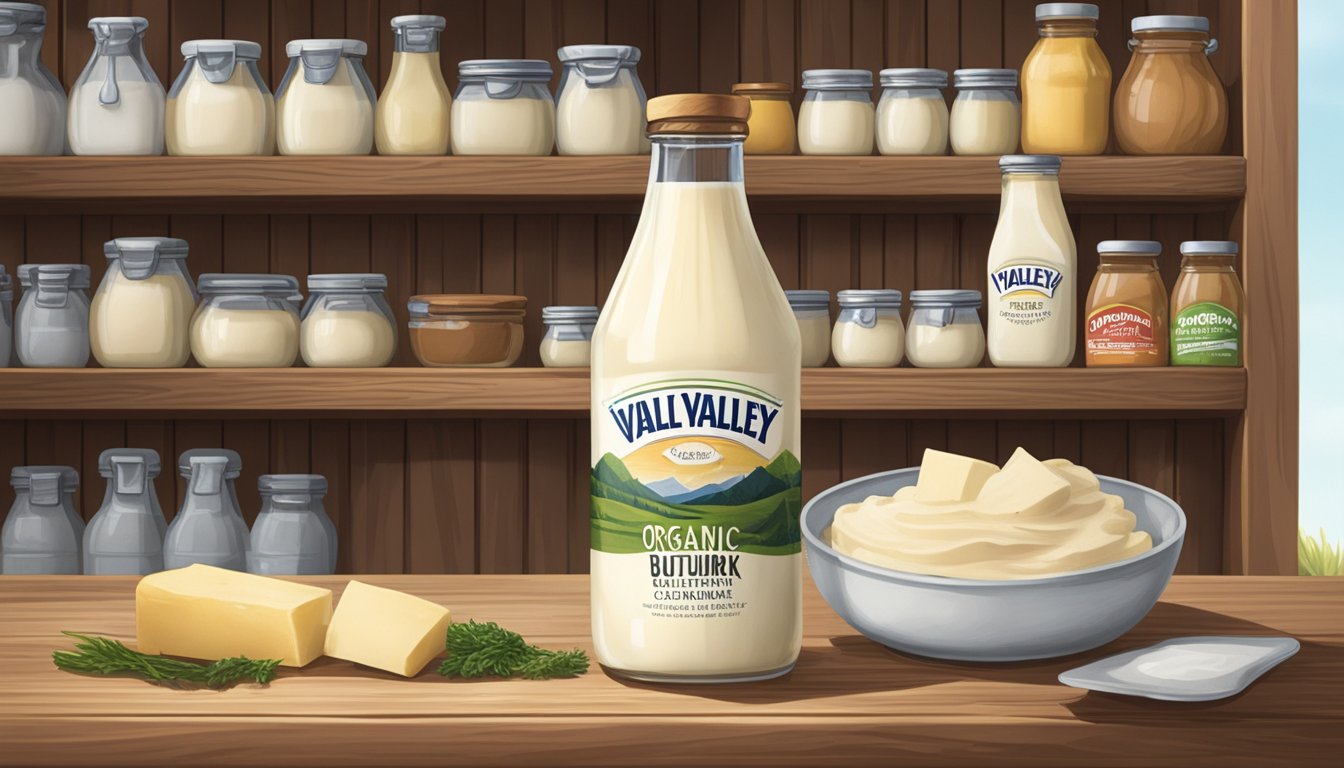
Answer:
662;441;723;465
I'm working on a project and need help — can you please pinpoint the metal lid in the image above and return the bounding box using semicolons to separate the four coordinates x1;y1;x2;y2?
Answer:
879;68;948;89
1035;3;1099;21
1180;241;1239;256
104;237;190;260
557;45;640;64
181;39;262;60
1132;15;1209;34
98;448;162;478
802;69;873;91
390;14;446;31
0;3;46;30
198;273;299;296
258;474;328;494
954;68;1018;89
88;16;149;33
17;264;93;289
1097;240;1162;256
285;39;368;57
731;82;791;95
1000;154;1062;174
307;273;388;293
837;289;902;309
409;294;527;317
785;290;830;310
458;59;553;81
10;465;79;491
178;448;242;479
542;305;600;324
909;289;982;309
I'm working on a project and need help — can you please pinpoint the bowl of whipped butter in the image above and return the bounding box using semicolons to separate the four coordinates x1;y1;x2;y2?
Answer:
802;447;1185;662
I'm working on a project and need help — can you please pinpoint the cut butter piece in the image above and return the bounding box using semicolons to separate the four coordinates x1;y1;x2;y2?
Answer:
913;448;1000;504
324;580;452;677
975;447;1071;516
136;564;333;667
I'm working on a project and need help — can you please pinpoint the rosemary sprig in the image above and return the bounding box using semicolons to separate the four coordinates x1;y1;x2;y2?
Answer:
438;620;589;680
53;632;281;689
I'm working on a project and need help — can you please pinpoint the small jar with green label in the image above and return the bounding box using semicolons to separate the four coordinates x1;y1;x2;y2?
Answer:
1170;241;1243;366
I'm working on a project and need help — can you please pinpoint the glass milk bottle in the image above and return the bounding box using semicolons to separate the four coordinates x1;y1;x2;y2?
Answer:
986;155;1076;367
2;466;82;574
83;448;165;575
248;474;337;575
176;448;249;553
590;94;802;683
375;15;450;155
67;16;165;156
0;2;66;155
163;455;247;570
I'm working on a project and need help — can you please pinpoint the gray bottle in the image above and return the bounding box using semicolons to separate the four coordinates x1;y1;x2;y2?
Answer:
163;455;247;570
248;474;337;575
177;448;249;554
2;466;83;574
82;448;165;575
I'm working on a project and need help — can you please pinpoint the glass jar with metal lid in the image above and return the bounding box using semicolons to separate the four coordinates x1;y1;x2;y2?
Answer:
0;264;12;367
905;290;986;368
376;15;451;156
84;448;165;575
248;474;337;576
191;274;301;368
90;237;196;368
785;290;831;367
451;59;555;156
409;294;526;367
556;45;646;156
832;289;904;368
0;2;66;155
301;273;397;368
167;39;273;156
68;16;165;156
1114;16;1226;155
177;448;247;544
732;82;795;155
165;454;247;571
950;68;1020;156
1170;240;1243;367
2;466;82;574
14;264;92;368
539;305;598;368
276;38;376;155
1085;240;1168;367
1021;3;1110;155
876;68;949;156
797;69;874;156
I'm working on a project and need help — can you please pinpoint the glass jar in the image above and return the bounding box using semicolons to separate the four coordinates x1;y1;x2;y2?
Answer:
786;290;831;367
68;16;165;156
84;448;165;575
376;15;450;156
248;474;337;576
950;68;1020;156
0;2;66;155
876;68;949;156
90;237;196;368
905;290;986;368
1115;16;1227;155
1084;240;1168;367
556;45;645;156
300;273;397;367
798;69;874;155
167;39;273;156
2;466;81;574
1170;241;1243;367
408;294;525;368
732;82;795;154
15;264;92;368
451;59;555;155
276;39;376;156
177;448;248;547
539;305;598;368
832;289;904;368
191;274;300;368
164;454;247;571
1021;3;1110;155
0;264;12;366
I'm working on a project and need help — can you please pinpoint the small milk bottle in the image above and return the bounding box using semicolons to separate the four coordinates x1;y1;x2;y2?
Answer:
375;15;451;155
248;474;338;575
1;466;82;574
163;455;247;570
986;154;1076;367
590;94;803;683
84;449;165;575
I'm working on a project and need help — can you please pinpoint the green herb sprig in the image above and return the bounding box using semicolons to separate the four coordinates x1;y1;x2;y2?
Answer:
53;632;281;689
438;621;589;680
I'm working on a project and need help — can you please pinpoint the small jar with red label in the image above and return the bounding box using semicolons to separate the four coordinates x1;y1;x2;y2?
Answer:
1084;240;1168;367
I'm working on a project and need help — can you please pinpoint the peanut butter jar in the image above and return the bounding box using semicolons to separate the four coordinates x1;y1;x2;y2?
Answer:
407;294;526;367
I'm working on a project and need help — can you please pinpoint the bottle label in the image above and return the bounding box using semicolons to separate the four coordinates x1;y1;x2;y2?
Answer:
1172;301;1241;366
990;261;1065;327
1086;303;1157;358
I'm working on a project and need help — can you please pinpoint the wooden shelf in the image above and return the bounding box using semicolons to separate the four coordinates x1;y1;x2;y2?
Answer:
0;155;1245;206
0;367;1245;416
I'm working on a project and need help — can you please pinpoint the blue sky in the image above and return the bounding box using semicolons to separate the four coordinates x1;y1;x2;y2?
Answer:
1300;0;1341;539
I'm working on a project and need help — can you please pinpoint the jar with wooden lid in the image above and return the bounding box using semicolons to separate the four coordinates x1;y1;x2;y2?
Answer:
732;82;795;154
1170;241;1243;367
1021;3;1111;155
1084;240;1168;367
1114;15;1227;155
408;294;526;367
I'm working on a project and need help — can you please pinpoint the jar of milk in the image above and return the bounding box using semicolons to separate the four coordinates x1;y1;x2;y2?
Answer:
68;17;165;156
833;289;905;367
905;290;986;368
176;448;249;552
164;454;247;571
0;2;66;156
167;39;273;156
555;45;646;155
876;68;949;156
83;448;166;576
451;59;555;156
191;274;301;368
2;466;83;575
248;474;337;576
798;69;874;155
785;290;831;367
301;273;397;367
276;39;376;155
0;264;12;366
14;264;92;368
950;69;1020;156
376;15;451;156
540;305;598;367
91;237;197;368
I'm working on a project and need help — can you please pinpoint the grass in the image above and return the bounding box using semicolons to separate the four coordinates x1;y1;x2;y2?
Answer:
1298;528;1344;576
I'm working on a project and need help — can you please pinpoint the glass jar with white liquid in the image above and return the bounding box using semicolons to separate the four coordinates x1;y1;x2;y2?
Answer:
68;16;165;156
797;69;874;155
301;273;397;367
0;2;66;155
451;59;555;155
876;68;949;155
376;15;451;156
950;68;1020;156
191;274;301;368
540;305;598;367
14;264;92;368
555;45;646;155
833;289;904;367
167;39;273;156
276;39;376;155
905;290;986;368
90;237;197;368
785;290;831;367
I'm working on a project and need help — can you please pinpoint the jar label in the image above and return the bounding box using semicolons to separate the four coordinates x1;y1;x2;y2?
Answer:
1172;301;1241;366
1086;303;1157;358
989;261;1065;327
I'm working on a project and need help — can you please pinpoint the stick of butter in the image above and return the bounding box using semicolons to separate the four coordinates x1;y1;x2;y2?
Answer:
324;581;452;677
137;564;334;667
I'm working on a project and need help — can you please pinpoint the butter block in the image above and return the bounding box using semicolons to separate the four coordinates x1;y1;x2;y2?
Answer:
324;581;452;677
913;448;1000;504
136;564;333;667
975;447;1071;516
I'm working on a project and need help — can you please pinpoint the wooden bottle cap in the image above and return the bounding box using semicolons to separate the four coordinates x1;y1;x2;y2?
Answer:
731;82;792;95
646;94;751;136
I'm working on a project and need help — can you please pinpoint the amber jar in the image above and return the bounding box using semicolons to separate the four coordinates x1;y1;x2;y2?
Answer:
731;82;795;154
407;294;526;367
1020;3;1111;156
1114;15;1227;155
1084;240;1168;367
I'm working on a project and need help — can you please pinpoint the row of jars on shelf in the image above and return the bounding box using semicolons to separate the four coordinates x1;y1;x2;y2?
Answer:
1;450;338;577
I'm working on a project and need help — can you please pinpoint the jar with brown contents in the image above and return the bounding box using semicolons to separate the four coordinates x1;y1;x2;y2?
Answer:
1170;241;1243;367
1084;240;1167;367
1114;15;1227;155
408;294;526;367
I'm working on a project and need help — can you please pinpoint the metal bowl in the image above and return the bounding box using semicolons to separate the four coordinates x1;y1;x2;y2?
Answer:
802;467;1186;662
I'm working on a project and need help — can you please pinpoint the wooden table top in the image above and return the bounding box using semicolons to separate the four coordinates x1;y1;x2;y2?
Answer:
1;575;1340;767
